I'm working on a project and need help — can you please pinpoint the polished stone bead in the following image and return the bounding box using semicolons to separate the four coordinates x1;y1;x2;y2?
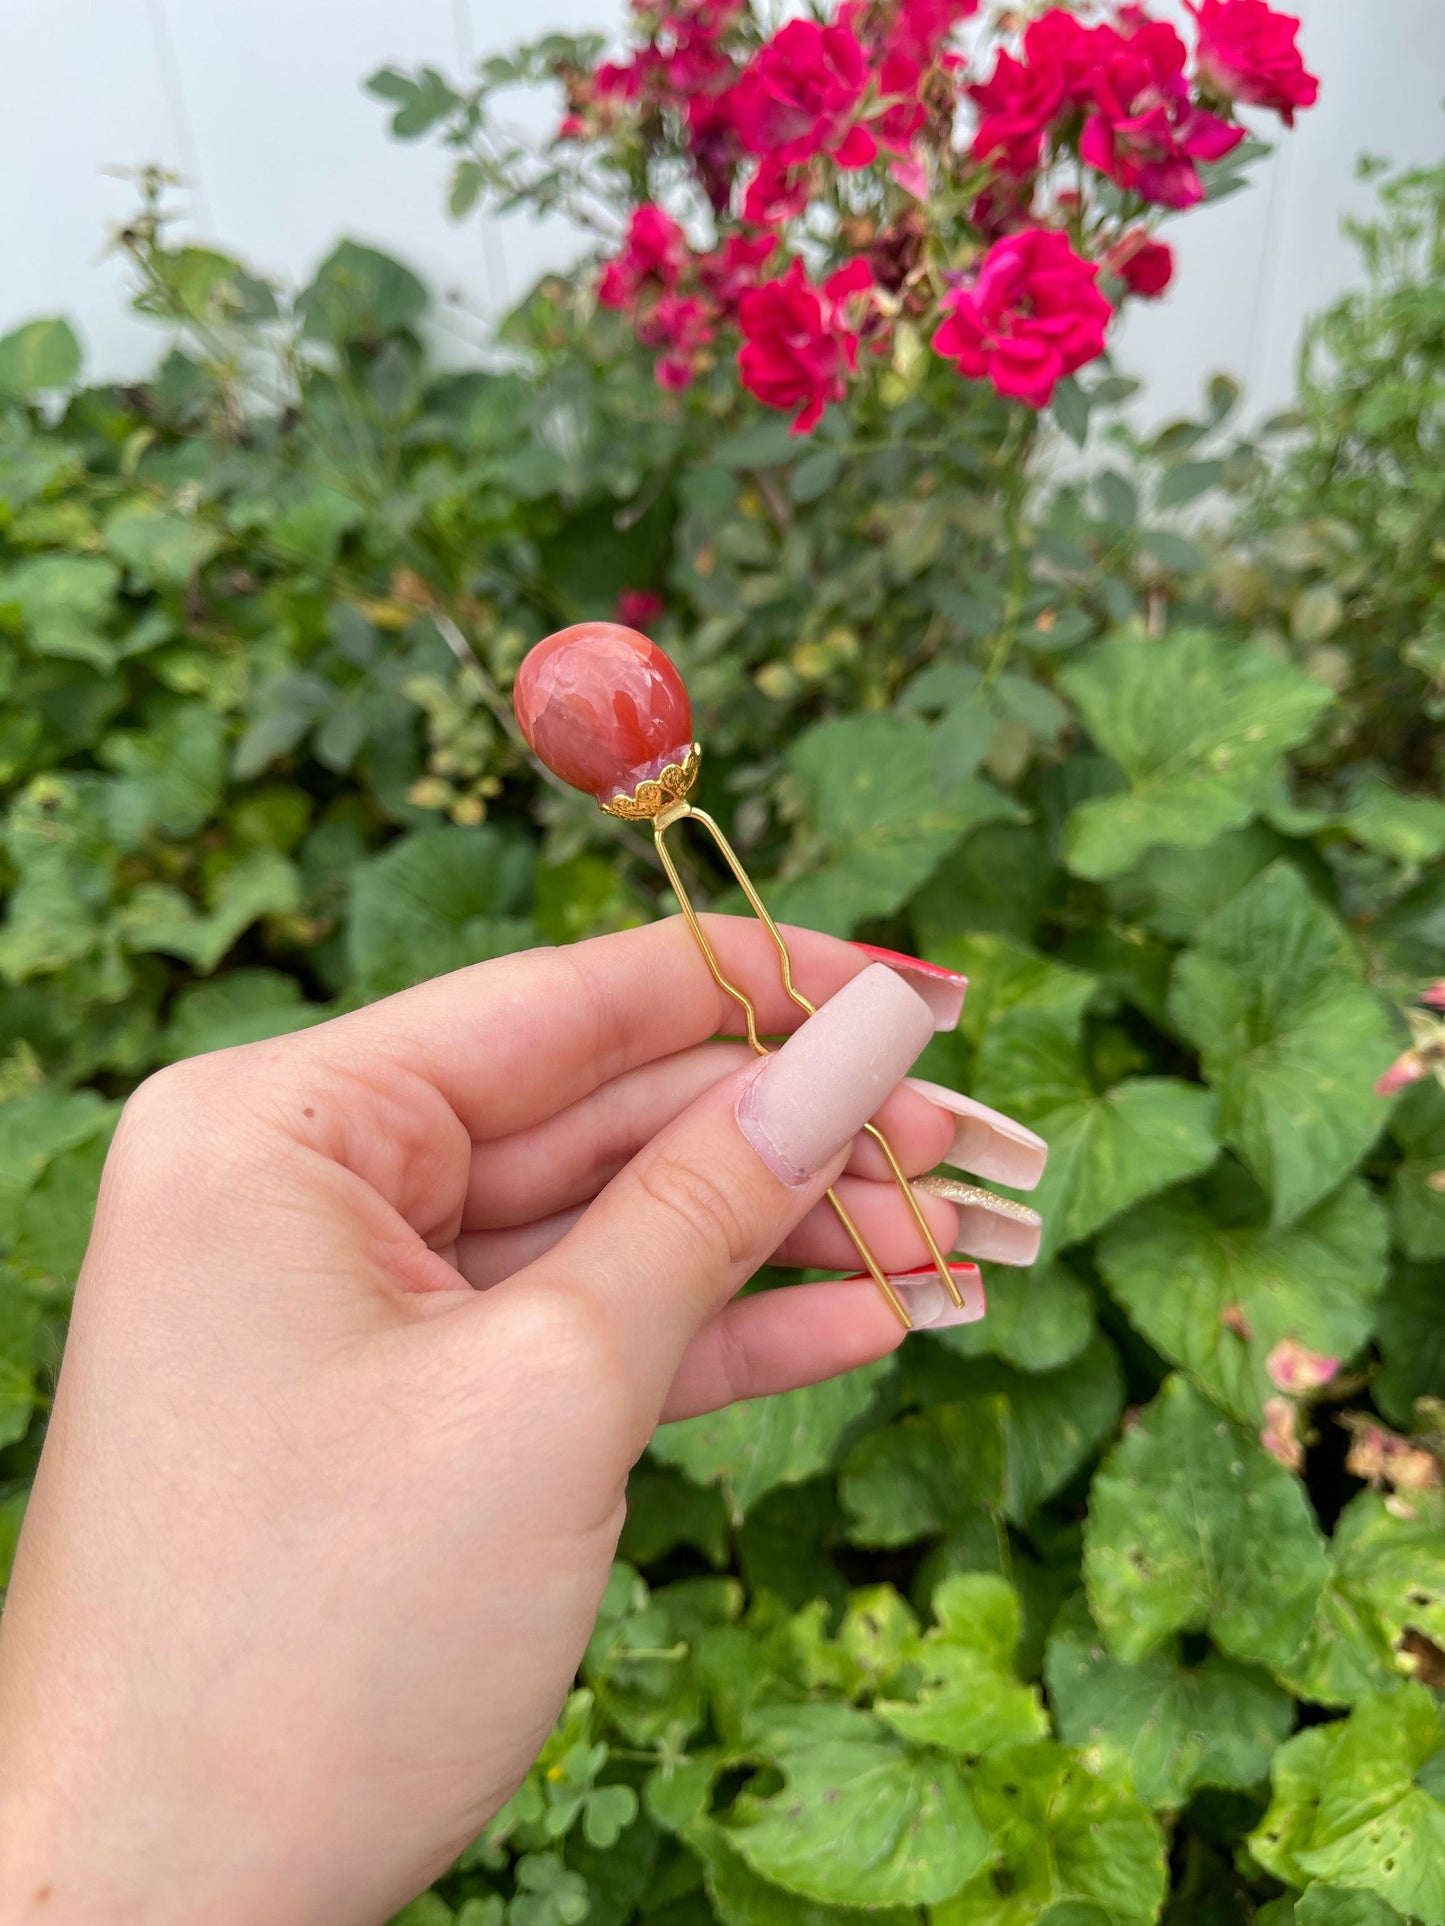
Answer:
513;622;694;802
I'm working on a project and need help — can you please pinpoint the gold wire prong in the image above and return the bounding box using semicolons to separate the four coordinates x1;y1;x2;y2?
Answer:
649;800;961;1333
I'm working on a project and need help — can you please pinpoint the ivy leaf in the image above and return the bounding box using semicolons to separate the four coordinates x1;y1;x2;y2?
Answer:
1169;863;1398;1226
653;1358;892;1523
1096;1179;1388;1424
726;1706;989;1908
1252;1687;1445;1925
839;1398;1006;1547
932;1743;1167;1926
1374;1261;1445;1430
347;824;535;998
1059;629;1332;879
1281;1491;1445;1707
1388;1080;1445;1261
1083;1374;1327;1670
686;1815;919;1926
1045;1592;1294;1809
767;716;1021;936
877;1573;1049;1757
973;1012;1217;1260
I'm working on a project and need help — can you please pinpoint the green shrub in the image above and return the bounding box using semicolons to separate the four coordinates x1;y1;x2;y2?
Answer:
0;141;1442;1926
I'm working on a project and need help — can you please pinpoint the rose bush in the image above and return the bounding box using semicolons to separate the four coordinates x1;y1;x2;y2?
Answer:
0;13;1441;1926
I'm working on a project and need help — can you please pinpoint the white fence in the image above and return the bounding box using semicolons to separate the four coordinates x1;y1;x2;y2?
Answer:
3;0;1442;424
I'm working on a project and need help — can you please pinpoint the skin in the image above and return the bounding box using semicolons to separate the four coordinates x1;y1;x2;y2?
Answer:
0;915;1042;1926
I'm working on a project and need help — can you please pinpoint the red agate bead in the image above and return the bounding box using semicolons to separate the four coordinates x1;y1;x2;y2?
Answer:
513;623;694;804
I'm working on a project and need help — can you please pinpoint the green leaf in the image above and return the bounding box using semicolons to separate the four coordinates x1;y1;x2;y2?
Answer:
105;504;222;587
768;716;1020;937
1252;1687;1445;1925
877;1573;1049;1757
932;1261;1095;1374
300;240;428;343
1083;1374;1327;1670
1374;1260;1445;1429
1096;1179;1388;1423
933;1743;1167;1926
653;1359;891;1524
119;850;303;974
840;1399;1007;1549
726;1707;989;1908
161;969;324;1062
903;1337;1125;1524
12;1127;114;1287
0;1285;42;1446
1155;459;1225;509
687;1816;917;1926
1343;777;1445;867
1052;377;1092;448
0;1089;113;1243
0;554;120;666
1388;1080;1445;1262
1059;630;1332;879
102;704;229;842
0;318;82;396
1281;1490;1445;1707
1169;863;1398;1225
1297;1891;1408;1926
346;824;534;998
1045;1592;1293;1809
973;1013;1217;1260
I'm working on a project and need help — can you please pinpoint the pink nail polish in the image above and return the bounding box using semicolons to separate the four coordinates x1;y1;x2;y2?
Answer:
840;1261;987;1329
850;944;967;1032
905;1077;1048;1191
736;964;935;1187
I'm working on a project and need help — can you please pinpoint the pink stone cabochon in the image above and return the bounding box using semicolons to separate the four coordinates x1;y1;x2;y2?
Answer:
513;622;694;801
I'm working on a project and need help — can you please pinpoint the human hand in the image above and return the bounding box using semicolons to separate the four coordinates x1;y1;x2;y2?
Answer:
0;916;1045;1925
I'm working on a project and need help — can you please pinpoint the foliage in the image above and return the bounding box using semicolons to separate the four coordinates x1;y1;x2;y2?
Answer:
0;22;1442;1926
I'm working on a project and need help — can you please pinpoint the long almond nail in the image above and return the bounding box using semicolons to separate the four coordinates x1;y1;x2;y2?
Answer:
905;1078;1048;1190
850;1262;986;1329
851;944;967;1032
736;964;935;1187
915;1175;1043;1265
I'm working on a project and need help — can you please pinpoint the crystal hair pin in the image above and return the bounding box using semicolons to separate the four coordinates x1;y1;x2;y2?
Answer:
512;620;983;1332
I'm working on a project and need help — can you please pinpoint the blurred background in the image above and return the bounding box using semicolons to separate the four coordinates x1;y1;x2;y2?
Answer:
6;0;1445;419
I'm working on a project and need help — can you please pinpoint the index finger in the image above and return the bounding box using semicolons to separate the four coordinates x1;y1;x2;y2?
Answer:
296;915;964;1142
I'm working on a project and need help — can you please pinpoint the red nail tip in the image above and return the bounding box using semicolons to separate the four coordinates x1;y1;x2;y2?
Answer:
513;622;693;802
850;944;967;1033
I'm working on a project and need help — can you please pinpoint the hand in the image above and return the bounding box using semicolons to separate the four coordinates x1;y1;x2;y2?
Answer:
0;916;1045;1925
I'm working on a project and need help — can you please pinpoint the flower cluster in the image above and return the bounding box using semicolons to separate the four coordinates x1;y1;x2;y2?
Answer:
564;0;1316;429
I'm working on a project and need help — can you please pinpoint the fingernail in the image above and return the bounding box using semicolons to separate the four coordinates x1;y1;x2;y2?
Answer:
915;1175;1043;1266
841;1262;987;1330
904;1078;1048;1191
851;943;967;1032
736;964;935;1187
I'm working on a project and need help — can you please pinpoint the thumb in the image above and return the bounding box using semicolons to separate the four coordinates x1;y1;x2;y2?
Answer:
511;962;936;1421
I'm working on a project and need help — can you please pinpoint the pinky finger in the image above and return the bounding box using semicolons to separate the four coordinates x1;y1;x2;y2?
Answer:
658;1265;985;1424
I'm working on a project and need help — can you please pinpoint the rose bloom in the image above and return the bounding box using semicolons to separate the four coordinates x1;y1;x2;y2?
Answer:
635;293;715;389
1104;229;1174;297
616;588;666;628
697;231;777;315
969;9;1098;175
1080;14;1243;208
597;204;688;310
1192;0;1318;125
737;257;863;434
932;226;1112;408
731;18;876;169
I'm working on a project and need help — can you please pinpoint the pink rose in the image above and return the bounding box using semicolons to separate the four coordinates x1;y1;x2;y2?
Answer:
737;257;862;434
932;227;1112;408
968;11;1099;176
731;19;876;169
1105;229;1175;297
616;588;666;628
1080;14;1244;208
597;204;688;311
635;293;715;389
697;231;778;315
1192;0;1318;125
1422;982;1445;1011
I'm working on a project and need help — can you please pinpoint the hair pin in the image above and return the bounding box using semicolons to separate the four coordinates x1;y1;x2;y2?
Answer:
512;620;970;1332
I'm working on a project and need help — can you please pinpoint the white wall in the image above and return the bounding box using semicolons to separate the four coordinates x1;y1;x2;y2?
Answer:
2;0;1441;424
